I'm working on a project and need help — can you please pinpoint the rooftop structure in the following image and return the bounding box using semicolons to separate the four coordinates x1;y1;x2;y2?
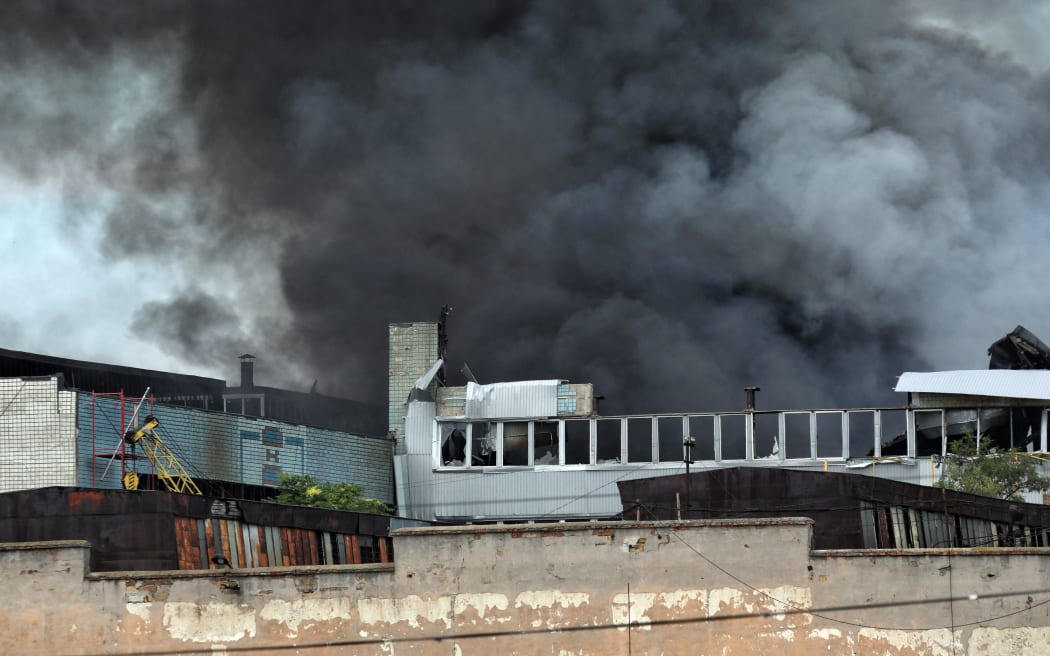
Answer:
390;322;1050;522
0;487;394;572
620;466;1050;550
0;346;385;435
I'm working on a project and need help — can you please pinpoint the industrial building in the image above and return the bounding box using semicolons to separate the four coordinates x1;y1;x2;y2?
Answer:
0;487;393;572
0;348;394;504
0;346;386;434
620;467;1050;550
390;322;1050;523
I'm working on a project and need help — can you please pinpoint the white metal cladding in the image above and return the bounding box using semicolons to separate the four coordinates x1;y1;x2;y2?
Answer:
414;467;686;521
896;370;1050;401
404;400;435;456
463;380;560;419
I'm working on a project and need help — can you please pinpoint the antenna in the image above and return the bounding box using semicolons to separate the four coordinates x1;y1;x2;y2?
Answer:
438;305;452;385
461;362;479;384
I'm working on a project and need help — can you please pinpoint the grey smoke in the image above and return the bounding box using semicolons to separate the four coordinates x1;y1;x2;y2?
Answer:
4;0;1050;412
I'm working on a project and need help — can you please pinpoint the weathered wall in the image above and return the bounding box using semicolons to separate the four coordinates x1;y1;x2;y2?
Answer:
76;392;394;503
3;520;1050;655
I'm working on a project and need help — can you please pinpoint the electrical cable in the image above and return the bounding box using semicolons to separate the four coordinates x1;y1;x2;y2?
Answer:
637;502;1050;632
55;585;1050;656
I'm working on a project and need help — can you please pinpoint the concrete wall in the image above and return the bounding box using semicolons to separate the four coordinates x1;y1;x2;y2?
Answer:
4;519;1050;655
0;377;77;492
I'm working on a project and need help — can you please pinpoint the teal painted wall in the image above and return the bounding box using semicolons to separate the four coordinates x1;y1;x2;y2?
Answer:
77;394;394;503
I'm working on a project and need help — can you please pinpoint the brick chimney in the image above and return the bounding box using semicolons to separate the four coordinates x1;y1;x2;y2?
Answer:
239;354;256;389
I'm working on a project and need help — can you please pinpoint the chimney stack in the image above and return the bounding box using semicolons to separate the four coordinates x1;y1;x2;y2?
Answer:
239;354;256;389
744;386;760;411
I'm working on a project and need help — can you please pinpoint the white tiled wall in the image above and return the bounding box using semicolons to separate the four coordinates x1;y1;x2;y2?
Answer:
0;377;77;492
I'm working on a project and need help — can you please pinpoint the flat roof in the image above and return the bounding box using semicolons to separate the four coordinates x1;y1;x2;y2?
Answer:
895;370;1050;401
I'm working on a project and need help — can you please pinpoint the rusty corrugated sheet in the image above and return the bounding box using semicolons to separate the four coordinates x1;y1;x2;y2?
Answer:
0;487;393;572
619;467;1050;549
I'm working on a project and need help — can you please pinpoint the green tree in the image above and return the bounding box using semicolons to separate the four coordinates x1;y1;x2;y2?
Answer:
272;473;391;514
937;433;1050;501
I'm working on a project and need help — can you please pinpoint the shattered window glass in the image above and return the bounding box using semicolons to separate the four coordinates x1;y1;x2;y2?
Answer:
503;422;529;466
564;420;590;464
658;417;684;462
720;415;746;460
440;422;468;466
627;418;652;463
848;411;876;458
471;422;495;466
596;419;622;464
784;413;811;459
534;421;559;465
816;412;844;458
688;416;716;461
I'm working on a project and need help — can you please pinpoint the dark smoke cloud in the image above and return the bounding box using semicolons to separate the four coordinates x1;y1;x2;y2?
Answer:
5;0;1050;412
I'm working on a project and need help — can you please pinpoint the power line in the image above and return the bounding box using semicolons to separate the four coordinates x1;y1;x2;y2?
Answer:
637;502;1050;631
59;586;1050;656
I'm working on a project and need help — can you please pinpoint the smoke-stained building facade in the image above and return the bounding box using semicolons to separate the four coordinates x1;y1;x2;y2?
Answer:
391;322;1050;523
0;375;394;505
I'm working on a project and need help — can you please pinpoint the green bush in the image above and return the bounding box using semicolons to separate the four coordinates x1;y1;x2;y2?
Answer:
937;433;1050;501
272;473;391;514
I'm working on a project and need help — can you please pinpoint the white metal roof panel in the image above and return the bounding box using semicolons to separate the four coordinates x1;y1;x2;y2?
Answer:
464;380;561;419
895;370;1050;400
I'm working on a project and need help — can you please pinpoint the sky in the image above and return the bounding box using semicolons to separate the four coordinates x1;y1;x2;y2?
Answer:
3;1;1050;413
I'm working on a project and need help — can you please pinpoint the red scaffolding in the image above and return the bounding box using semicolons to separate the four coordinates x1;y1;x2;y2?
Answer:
90;390;155;488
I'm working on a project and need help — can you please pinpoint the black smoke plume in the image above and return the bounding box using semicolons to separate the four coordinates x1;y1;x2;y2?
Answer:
5;0;1050;412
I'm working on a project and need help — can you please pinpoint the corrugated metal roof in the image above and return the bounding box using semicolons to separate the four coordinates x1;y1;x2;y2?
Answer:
895;370;1050;400
464;380;560;419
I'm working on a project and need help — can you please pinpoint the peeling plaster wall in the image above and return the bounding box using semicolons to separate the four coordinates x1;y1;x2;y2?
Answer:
4;520;1050;655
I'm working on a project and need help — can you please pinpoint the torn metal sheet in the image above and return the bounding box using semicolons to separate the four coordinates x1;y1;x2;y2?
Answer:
464;380;560;419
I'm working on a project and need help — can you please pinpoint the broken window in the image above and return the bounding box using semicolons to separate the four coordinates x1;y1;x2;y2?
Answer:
627;418;653;463
754;413;779;459
596;419;622;464
720;414;747;460
564;420;590;464
816;412;844;458
688;416;716;461
878;409;908;456
534;421;559;465
471;422;496;466
977;407;1018;450
848;411;876;458
440;423;468;466
503;422;529;466
914;410;944;456
658;417;684;462
784;412;812;459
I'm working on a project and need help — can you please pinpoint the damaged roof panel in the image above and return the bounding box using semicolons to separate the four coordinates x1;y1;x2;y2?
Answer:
459;380;561;419
895;370;1050;400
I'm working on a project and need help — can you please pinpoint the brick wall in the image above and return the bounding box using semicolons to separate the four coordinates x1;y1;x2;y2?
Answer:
387;322;438;455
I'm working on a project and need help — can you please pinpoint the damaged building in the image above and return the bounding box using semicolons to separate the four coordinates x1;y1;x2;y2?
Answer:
0;346;386;434
390;322;1050;523
620;467;1050;550
0;487;393;572
0;351;394;504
